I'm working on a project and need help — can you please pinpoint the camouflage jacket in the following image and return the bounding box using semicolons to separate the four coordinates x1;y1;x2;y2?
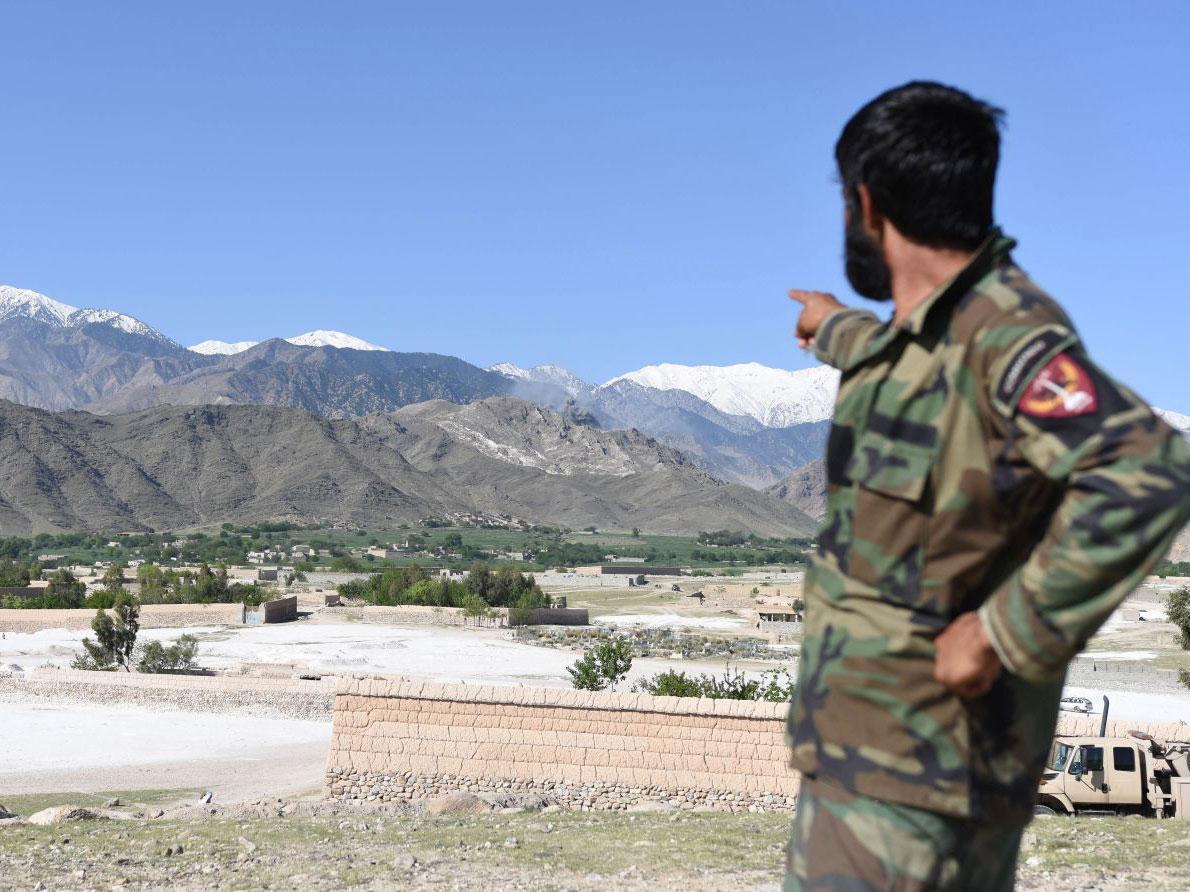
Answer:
787;231;1190;824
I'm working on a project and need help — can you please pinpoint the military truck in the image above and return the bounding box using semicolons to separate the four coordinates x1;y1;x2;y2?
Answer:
1037;697;1190;818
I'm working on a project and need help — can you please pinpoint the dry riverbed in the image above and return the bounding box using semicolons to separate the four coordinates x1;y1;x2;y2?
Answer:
2;793;1189;891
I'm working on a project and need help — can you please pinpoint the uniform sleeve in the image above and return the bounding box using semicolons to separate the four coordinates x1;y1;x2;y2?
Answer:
812;308;884;370
977;339;1190;682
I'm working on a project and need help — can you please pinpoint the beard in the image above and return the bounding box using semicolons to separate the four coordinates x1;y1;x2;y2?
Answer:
844;218;893;301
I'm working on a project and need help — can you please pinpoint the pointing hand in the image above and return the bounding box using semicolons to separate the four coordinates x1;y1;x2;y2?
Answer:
788;290;844;348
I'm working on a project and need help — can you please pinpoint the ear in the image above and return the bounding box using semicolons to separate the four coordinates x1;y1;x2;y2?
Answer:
856;183;884;239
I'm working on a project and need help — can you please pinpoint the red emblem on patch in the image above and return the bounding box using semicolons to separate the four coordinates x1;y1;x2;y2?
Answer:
1018;353;1098;418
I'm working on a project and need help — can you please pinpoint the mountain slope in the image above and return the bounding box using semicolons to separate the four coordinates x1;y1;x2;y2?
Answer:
358;398;817;537
766;460;827;522
0;398;814;536
90;340;512;417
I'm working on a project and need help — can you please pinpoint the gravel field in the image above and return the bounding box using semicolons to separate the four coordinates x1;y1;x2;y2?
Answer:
1;799;1188;891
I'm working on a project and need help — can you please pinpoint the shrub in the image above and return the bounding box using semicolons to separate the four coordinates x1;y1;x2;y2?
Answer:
567;637;633;691
633;666;796;701
1167;587;1190;650
1180;668;1190;691
137;634;200;674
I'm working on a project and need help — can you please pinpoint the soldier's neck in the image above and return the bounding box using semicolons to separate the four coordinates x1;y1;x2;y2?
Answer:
887;233;979;326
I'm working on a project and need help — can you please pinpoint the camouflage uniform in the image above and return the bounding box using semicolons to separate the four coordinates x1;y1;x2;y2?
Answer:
785;231;1190;889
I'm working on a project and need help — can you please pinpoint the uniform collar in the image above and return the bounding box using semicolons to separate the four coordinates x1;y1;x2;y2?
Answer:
897;228;1016;336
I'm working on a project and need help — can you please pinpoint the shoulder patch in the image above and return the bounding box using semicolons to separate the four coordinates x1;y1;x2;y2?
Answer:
994;328;1071;406
1018;353;1098;418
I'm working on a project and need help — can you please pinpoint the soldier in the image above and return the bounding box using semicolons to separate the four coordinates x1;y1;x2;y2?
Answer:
785;81;1190;890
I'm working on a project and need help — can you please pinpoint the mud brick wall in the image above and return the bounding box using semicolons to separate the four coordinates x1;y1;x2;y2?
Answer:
1055;714;1190;741
246;595;298;624
0;602;245;633
325;677;799;812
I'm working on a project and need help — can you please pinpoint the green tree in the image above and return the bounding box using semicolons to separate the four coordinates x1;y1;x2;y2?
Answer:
567;637;633;691
101;562;127;590
331;555;364;573
1167;587;1190;649
44;569;86;609
74;592;140;672
461;591;491;618
0;558;32;587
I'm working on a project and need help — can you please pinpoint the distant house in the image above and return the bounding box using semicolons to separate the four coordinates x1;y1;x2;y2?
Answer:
597;565;682;577
367;547;401;560
291;545;313;558
257;568;279;582
247;550;285;565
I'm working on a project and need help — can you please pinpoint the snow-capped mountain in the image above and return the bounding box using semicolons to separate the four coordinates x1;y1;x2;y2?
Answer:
0;285;178;346
286;330;387;351
189;339;261;356
0;285;77;326
490;362;591;396
606;361;840;427
188;330;389;355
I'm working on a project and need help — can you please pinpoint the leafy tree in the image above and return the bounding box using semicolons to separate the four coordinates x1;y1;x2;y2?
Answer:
0;558;32;587
461;592;492;618
44;569;86;609
1167;587;1190;649
137;634;199;674
567;637;633;691
331;555;364;573
101;562;127;590
74;593;139;672
631;527;641;538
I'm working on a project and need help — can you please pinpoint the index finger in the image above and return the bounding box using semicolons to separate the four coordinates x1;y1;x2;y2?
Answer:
787;289;811;305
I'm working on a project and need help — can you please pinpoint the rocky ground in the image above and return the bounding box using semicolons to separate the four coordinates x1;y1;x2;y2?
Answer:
2;792;1190;891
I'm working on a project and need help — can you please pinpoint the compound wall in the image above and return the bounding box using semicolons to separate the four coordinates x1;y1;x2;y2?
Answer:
0;602;245;633
325;677;798;812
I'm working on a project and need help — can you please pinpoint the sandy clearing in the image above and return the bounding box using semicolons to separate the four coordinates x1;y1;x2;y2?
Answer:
1;626;227;671
1060;685;1190;723
0;700;331;798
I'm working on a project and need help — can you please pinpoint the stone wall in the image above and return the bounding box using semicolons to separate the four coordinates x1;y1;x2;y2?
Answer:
0;602;245;633
325;677;798;812
508;607;590;627
328;605;505;627
1;666;335;721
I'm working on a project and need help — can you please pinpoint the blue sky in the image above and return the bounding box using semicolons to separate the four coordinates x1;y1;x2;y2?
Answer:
2;2;1187;407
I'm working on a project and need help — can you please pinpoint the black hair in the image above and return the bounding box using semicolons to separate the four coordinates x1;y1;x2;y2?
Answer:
836;81;1005;250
